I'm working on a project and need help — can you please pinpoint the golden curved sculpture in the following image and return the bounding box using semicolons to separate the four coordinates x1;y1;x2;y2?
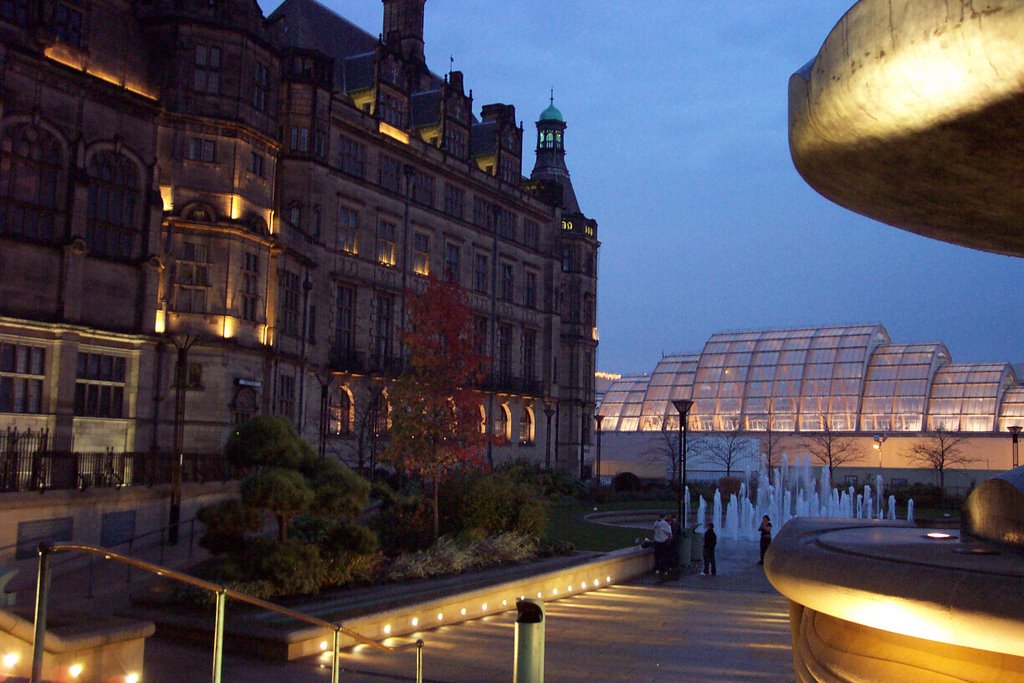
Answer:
766;518;1024;682
789;0;1024;257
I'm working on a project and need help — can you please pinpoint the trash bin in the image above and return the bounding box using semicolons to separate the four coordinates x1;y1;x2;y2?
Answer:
692;532;708;565
514;598;545;683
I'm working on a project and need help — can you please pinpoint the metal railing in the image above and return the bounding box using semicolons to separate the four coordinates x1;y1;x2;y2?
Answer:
0;450;235;493
29;542;424;683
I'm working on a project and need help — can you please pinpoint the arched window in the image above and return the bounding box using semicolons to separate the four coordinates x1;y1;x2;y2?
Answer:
0;123;63;243
494;403;510;442
330;386;353;436
86;150;140;259
519;405;535;445
370;391;390;436
231;386;258;424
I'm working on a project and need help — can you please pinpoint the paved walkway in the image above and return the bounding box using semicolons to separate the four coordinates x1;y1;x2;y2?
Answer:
141;538;794;682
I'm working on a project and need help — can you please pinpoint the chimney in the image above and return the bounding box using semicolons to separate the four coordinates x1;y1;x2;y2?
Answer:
382;0;425;63
448;70;464;95
481;103;516;126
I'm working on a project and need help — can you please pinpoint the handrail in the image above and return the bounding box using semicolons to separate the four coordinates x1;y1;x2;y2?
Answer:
29;542;424;683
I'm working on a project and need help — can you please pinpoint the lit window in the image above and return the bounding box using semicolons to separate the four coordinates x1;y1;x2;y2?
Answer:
376;221;396;267
74;353;125;418
413;233;430;276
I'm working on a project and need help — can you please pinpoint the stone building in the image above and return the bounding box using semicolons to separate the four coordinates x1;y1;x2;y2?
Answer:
0;0;599;473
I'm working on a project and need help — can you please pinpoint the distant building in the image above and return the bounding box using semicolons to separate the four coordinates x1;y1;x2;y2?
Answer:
597;323;1024;489
0;0;598;472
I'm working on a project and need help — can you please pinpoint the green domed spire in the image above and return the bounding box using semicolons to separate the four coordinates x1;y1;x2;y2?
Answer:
540;91;563;122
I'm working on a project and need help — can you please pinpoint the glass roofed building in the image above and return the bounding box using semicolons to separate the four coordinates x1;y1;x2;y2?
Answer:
595;323;1021;489
599;323;1020;436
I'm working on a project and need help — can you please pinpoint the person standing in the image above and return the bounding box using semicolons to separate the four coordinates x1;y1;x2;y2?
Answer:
758;515;773;565
652;513;672;574
668;514;682;575
701;521;717;576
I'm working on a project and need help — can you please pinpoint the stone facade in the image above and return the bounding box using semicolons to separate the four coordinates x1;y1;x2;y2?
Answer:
0;0;598;472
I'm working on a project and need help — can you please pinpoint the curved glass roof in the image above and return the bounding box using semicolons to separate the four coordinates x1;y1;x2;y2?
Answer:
599;323;1023;434
597;374;650;432
928;364;1016;432
998;385;1024;431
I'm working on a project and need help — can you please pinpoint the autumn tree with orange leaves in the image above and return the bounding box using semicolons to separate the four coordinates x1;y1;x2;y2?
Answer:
382;278;490;541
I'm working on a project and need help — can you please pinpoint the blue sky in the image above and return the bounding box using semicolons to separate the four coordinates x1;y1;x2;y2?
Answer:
260;1;1024;374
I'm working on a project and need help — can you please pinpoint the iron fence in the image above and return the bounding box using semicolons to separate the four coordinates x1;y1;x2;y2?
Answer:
0;449;235;493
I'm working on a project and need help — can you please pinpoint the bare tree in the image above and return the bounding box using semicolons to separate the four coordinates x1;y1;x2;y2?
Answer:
803;423;863;481
329;382;389;476
698;427;753;477
907;429;975;489
758;401;784;482
642;429;679;483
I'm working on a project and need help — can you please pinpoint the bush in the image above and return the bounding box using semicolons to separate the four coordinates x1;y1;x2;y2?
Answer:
611;472;641;492
891;482;958;508
440;469;548;538
374;494;434;554
256;539;322;596
384;532;539;583
718;477;742;497
196;499;260;556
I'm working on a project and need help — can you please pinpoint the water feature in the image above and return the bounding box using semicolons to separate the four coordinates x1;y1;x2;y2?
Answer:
691;453;914;540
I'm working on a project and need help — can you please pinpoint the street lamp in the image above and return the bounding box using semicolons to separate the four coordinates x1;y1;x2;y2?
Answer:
543;402;555;469
873;434;888;468
1010;425;1022;468
672;399;694;527
594;413;604;482
168;333;199;545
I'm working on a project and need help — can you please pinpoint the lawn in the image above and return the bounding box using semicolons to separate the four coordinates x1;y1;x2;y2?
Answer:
546;500;675;552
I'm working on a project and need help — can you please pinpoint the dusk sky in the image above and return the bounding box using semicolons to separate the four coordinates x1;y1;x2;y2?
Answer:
261;1;1024;375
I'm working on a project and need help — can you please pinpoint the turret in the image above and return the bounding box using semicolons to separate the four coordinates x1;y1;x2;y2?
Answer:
530;97;579;213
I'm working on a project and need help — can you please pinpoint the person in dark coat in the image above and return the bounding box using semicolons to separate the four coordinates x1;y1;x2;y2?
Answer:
701;522;717;576
758;515;773;565
668;514;682;575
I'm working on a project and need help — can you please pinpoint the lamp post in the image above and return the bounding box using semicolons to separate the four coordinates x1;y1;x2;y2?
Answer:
672;399;694;527
579;408;586;480
169;333;198;545
1010;425;1022;468
297;271;313;433
594;413;604;482
315;370;334;461
873;434;887;468
543;403;555;469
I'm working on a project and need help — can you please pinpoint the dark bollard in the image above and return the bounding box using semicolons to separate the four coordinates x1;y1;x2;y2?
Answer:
513;598;545;683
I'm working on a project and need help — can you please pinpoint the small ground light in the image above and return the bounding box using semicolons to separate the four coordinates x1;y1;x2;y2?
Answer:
502;599;507;606
536;592;542;599
552;588;559;595
568;585;573;591
481;603;488;611
606;576;611;582
383;624;392;634
3;653;18;668
320;641;328;651
69;663;84;678
437;613;443;621
411;617;419;627
460;608;467;615
125;673;140;683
